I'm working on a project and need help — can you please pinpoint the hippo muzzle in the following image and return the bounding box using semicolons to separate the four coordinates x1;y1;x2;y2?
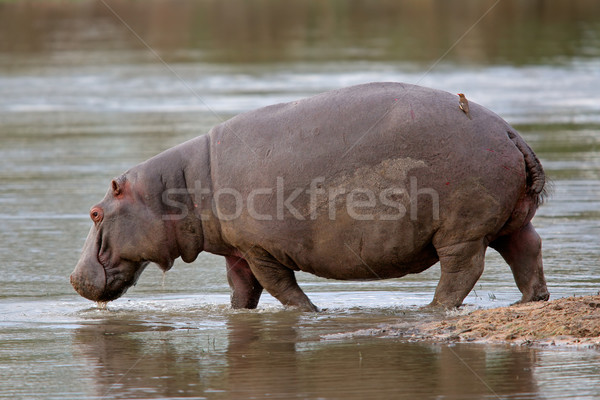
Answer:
70;226;148;302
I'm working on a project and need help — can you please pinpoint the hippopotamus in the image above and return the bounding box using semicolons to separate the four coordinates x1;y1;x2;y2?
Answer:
70;82;550;311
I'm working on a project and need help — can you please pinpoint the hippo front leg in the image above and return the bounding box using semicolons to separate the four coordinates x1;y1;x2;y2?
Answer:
246;257;319;312
225;256;263;309
490;222;549;303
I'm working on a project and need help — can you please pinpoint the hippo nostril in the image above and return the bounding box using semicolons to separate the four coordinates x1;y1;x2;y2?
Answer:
90;207;104;223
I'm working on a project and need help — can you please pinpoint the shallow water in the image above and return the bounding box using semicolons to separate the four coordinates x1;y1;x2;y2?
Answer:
1;1;600;399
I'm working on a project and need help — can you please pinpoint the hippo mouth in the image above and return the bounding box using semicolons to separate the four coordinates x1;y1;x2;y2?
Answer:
72;257;148;303
101;259;149;302
71;229;149;303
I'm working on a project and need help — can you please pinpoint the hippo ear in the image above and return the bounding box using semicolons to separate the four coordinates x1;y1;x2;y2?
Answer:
111;177;124;196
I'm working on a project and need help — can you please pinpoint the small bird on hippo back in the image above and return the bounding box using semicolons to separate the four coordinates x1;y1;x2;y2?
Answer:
458;93;472;120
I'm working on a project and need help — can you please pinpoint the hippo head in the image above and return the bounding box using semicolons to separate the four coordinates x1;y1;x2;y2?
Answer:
70;170;177;302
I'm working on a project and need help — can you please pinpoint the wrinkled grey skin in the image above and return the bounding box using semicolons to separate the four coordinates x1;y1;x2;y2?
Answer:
71;82;549;311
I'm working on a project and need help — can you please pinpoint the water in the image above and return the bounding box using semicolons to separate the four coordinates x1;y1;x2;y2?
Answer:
1;1;600;399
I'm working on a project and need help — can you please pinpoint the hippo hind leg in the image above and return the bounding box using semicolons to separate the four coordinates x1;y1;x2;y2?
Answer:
226;256;264;309
429;239;487;308
490;222;550;303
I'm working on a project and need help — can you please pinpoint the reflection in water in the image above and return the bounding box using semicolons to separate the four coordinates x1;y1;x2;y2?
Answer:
226;313;301;398
73;320;208;399
73;312;541;399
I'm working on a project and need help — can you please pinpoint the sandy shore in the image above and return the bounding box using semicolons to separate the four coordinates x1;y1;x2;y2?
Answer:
325;295;600;348
411;295;600;347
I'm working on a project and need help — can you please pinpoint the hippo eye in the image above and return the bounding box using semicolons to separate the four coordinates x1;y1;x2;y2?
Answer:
90;207;104;223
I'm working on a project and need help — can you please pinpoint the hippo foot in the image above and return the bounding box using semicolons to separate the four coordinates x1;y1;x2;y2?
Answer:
423;301;461;310
284;301;320;312
511;291;550;306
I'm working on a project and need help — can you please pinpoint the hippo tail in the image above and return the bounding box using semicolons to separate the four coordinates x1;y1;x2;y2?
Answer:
507;130;548;207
